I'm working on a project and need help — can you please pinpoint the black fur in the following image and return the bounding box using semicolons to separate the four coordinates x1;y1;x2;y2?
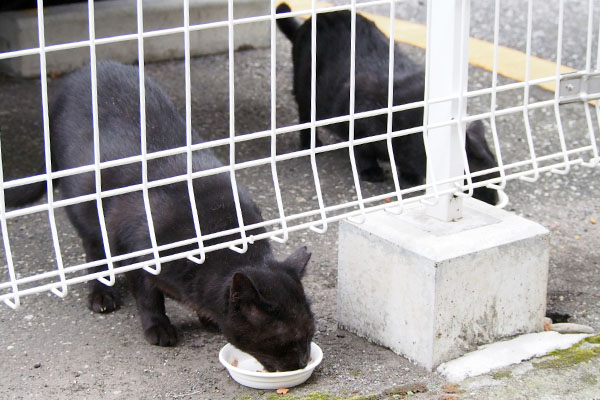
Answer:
6;61;315;372
276;3;499;204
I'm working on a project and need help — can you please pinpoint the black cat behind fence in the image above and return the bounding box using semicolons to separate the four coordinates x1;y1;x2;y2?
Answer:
4;61;315;373
276;2;500;206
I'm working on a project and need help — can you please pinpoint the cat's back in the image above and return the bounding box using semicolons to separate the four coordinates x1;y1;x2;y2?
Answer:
294;11;387;57
52;61;151;134
50;61;188;169
293;10;394;97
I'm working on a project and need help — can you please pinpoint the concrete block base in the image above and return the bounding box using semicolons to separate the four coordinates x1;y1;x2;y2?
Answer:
0;0;269;77
337;198;550;370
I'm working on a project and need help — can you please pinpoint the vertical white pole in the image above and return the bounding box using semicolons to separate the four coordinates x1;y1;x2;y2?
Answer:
581;0;598;168
37;0;68;296
385;0;404;214
346;0;367;224
136;0;162;274
269;0;289;243
89;0;116;285
550;0;570;175
424;0;470;221
183;0;207;265
309;0;327;233
0;131;19;309
227;0;249;254
520;0;540;183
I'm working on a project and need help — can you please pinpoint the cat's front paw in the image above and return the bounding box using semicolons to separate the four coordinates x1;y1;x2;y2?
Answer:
144;323;178;347
87;290;118;313
198;314;221;333
360;166;385;182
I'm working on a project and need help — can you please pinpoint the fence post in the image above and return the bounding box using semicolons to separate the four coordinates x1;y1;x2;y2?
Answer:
425;0;471;221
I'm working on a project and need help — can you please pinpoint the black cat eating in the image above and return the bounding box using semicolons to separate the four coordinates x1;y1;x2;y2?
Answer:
5;61;315;372
276;3;499;205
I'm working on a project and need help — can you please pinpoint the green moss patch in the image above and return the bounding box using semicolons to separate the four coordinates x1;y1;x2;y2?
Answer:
586;334;600;345
236;396;256;400
259;384;428;400
264;393;376;400
383;383;428;397
581;373;598;386
490;370;512;380
533;334;600;369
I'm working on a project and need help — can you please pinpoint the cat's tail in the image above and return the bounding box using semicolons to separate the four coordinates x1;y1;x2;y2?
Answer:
3;172;49;208
276;3;300;42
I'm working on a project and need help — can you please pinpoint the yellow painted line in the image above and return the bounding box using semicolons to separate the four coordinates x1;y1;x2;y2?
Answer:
283;0;576;93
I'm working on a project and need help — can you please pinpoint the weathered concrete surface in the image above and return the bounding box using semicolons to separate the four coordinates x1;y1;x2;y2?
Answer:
437;331;594;382
457;334;600;400
338;198;550;370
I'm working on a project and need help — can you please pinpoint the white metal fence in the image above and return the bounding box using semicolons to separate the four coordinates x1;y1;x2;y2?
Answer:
0;0;599;308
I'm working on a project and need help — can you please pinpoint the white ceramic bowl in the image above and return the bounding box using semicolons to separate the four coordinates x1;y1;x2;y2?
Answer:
219;342;323;389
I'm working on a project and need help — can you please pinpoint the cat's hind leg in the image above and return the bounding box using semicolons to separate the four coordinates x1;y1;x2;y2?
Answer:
355;144;385;182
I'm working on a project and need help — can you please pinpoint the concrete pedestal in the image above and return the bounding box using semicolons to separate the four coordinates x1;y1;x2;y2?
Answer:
337;198;550;370
0;0;269;77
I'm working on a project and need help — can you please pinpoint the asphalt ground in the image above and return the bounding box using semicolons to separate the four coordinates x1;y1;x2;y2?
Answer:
1;2;600;399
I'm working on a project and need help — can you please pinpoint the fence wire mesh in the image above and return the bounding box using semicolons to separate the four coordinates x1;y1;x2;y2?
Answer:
0;0;598;308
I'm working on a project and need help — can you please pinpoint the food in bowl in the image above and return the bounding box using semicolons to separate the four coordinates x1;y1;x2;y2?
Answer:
219;342;323;389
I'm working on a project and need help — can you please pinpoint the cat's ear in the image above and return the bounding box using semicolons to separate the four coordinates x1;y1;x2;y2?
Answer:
283;246;311;278
230;272;260;304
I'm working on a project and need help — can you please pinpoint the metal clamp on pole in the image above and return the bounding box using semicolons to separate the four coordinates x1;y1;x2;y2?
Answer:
559;71;600;104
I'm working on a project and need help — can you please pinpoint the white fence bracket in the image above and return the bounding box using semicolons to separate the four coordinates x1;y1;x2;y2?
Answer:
559;71;600;104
